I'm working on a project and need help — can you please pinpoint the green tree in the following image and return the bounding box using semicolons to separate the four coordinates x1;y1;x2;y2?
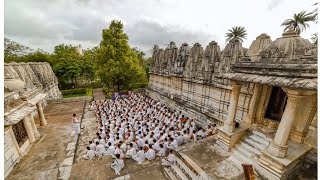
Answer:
95;20;147;92
281;11;316;34
225;26;247;42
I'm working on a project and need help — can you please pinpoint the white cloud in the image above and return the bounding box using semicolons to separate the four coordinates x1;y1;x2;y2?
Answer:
4;0;317;53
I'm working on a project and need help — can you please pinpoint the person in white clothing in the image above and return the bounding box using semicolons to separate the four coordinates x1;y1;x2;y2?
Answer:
125;143;136;158
82;146;97;160
132;146;146;164
104;142;116;155
72;114;80;135
145;144;156;160
111;154;124;175
96;142;105;157
161;149;176;167
157;144;166;157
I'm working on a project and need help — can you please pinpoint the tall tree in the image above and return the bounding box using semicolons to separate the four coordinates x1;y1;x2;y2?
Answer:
281;11;316;34
225;26;247;42
95;20;147;92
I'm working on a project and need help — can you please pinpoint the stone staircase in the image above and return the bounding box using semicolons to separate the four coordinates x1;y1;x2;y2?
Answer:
228;130;272;169
163;151;212;180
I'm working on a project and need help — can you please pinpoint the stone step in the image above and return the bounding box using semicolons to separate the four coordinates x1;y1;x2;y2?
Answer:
170;164;189;180
232;149;254;166
164;167;179;180
252;131;272;142
244;138;266;151
235;144;254;158
240;142;261;157
249;135;270;147
175;157;199;180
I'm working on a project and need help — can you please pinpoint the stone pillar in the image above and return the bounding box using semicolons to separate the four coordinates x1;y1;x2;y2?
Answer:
246;84;262;123
36;102;47;126
290;91;316;143
224;81;242;133
23;116;36;143
29;113;40;140
267;89;312;158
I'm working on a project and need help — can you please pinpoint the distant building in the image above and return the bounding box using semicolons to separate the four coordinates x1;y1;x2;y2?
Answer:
76;44;83;56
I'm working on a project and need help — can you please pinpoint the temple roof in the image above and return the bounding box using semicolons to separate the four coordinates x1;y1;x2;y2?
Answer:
5;106;36;126
219;73;317;90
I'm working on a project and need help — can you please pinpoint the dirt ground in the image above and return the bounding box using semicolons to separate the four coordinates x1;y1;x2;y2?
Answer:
6;101;85;180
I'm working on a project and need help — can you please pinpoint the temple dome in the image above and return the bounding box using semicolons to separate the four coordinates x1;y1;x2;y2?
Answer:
4;78;25;91
259;28;312;62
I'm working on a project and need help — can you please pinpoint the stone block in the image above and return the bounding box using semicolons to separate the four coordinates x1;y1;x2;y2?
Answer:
11;151;20;163
66;142;76;151
4;158;13;173
61;157;73;166
58;166;72;180
5;146;14;160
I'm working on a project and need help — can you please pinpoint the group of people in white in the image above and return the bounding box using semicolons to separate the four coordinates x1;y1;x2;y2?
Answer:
82;93;219;175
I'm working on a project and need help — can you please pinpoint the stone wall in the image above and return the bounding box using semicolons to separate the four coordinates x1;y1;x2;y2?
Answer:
147;74;254;127
4;127;21;178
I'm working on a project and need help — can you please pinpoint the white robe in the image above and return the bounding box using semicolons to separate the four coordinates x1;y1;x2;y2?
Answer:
96;144;105;157
83;150;96;160
132;150;145;163
162;154;176;166
111;159;124;175
104;146;116;155
125;147;137;158
157;148;166;157
145;149;155;160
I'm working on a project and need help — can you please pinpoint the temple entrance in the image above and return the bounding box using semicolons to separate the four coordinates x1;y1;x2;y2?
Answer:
264;87;287;122
12;121;28;147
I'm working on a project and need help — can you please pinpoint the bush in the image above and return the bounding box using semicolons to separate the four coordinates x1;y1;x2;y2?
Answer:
61;88;86;96
61;87;93;98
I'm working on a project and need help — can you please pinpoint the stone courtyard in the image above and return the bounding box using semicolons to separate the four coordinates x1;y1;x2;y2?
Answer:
6;101;84;180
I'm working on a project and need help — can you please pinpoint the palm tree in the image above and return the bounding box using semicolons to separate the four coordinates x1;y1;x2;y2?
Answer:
312;2;318;23
225;26;247;43
281;11;316;35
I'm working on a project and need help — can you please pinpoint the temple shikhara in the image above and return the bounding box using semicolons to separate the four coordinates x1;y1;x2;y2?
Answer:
4;62;62;177
147;28;317;179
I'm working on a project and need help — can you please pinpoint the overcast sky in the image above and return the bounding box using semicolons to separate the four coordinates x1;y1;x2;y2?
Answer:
4;0;318;55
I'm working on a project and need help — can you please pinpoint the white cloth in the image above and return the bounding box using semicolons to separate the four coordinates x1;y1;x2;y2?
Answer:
132;150;145;163
111;159;124;175
104;146;116;155
96;144;105;157
162;154;175;166
83;150;96;160
145;149;155;160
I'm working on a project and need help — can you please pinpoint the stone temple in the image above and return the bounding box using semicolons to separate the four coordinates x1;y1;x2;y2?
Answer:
147;28;317;179
4;62;62;178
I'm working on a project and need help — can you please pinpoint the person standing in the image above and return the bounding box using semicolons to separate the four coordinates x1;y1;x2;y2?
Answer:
72;114;81;135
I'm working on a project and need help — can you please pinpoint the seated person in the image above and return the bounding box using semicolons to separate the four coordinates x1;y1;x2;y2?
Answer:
82;146;97;160
161;149;176;167
132;146;145;164
111;154;124;175
145;144;156;160
125;143;136;158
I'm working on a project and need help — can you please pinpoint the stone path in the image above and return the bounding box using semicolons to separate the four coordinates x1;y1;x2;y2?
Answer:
6;101;85;180
93;88;105;101
74;103;96;163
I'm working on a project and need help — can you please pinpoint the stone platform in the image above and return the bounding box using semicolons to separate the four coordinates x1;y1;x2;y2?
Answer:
6;101;85;180
70;156;166;180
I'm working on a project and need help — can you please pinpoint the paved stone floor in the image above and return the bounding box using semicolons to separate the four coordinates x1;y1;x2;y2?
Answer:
93;88;105;101
6;101;85;180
